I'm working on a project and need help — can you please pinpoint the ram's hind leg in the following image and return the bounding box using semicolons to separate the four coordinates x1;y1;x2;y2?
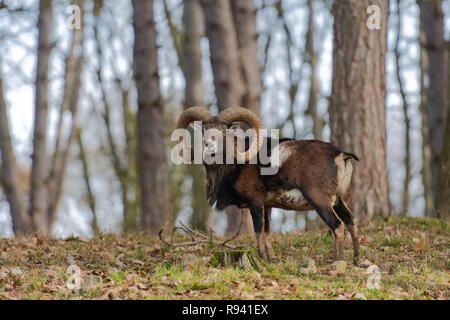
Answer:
334;198;361;266
305;190;345;261
263;207;276;262
334;158;361;266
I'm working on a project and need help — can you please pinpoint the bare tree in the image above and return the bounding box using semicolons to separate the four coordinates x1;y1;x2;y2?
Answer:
182;0;205;108
91;2;140;233
229;0;263;234
419;0;448;216
132;0;170;233
304;0;323;140
46;1;85;230
435;41;450;220
0;74;31;233
394;0;411;216
76;126;99;234
200;0;262;235
230;0;263;115
436;89;450;220
274;0;298;138
180;0;212;232
30;0;53;234
200;0;245;108
29;0;87;234
418;24;433;217
329;0;391;221
163;0;212;232
1;0;87;235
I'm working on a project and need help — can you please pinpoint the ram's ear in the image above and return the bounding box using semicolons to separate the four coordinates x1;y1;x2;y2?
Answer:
229;121;250;130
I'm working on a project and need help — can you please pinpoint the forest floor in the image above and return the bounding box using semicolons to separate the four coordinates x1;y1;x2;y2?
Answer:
0;217;448;300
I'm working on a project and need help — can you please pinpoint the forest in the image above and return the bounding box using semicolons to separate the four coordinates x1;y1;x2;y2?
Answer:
0;0;448;300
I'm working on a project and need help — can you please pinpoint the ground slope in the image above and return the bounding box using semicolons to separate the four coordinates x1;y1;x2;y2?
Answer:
0;217;448;300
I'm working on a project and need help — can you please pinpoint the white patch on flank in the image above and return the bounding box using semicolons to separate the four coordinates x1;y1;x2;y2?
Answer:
276;189;303;204
265;188;312;211
270;143;292;168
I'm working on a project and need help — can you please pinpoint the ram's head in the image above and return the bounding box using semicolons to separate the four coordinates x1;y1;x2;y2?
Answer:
176;106;264;163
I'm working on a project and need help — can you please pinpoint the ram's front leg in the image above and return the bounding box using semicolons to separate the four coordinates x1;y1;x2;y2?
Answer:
264;207;276;262
249;202;267;261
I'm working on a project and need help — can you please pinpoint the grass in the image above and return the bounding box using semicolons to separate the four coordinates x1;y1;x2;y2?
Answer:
0;217;448;300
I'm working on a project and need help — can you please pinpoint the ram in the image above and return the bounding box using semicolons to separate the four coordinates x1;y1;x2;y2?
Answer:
176;106;361;265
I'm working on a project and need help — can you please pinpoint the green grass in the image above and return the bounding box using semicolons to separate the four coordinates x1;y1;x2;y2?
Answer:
0;217;448;299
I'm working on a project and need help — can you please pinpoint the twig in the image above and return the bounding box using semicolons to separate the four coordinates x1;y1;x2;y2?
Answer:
209;227;214;242
158;230;210;248
222;209;244;247
158;229;171;247
180;221;209;239
170;226;183;246
159;222;238;250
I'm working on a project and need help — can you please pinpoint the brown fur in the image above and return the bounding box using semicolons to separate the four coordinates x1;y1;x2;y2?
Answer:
200;119;360;264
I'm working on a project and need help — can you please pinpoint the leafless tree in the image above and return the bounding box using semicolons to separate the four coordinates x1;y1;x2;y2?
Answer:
132;0;170;233
394;0;411;216
181;0;212;232
419;0;448;217
162;0;212;231
304;0;323;140
200;0;263;235
329;0;391;221
435;39;450;220
29;0;53;234
92;4;140;233
0;73;31;233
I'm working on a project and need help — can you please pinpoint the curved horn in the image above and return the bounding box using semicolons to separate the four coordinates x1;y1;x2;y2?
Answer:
218;107;263;162
176;107;212;161
176;106;213;129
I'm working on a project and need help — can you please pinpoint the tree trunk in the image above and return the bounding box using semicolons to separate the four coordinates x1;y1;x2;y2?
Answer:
329;0;391;222
182;0;211;232
435;94;450;220
200;0;245;109
230;0;263;115
200;0;260;236
230;0;262;235
30;0;53;234
46;0;85;231
394;0;411;216
122;89;140;233
435;41;450;220
418;25;433;217
132;0;170;233
419;1;448;215
76;127;99;235
92;13;139;233
183;0;205;106
304;0;323;140
0;74;31;233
